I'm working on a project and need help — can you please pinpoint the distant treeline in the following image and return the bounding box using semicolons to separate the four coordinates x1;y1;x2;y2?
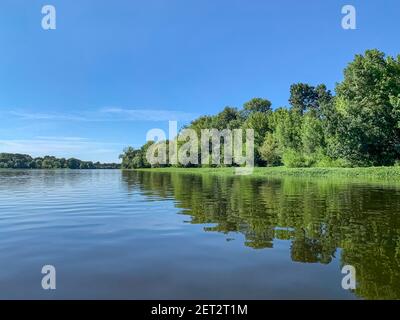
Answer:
0;153;120;169
120;49;400;169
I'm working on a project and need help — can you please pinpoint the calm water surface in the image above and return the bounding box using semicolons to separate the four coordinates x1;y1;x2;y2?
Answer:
0;170;399;299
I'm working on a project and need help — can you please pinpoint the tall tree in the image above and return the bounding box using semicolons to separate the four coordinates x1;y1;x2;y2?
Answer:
334;49;400;165
243;98;272;115
289;83;332;116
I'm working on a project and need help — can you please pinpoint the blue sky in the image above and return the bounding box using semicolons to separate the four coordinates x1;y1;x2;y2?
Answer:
0;0;399;162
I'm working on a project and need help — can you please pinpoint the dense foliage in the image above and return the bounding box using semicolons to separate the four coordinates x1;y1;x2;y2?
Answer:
121;50;400;169
0;153;120;169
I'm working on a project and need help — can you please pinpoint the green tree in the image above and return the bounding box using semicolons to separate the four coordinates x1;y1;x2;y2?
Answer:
301;113;325;154
212;107;243;130
243;98;272;115
259;133;281;166
274;108;303;151
334;50;400;166
289;83;332;116
66;158;81;169
243;111;270;146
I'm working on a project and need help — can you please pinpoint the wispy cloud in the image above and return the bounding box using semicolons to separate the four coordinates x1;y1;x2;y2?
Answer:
4;108;198;122
100;107;198;121
0;137;124;162
8;111;88;121
34;136;90;141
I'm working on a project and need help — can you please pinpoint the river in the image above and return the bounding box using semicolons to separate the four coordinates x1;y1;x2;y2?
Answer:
0;169;399;299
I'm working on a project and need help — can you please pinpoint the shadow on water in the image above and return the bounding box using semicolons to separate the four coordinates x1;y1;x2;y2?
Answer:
122;170;400;300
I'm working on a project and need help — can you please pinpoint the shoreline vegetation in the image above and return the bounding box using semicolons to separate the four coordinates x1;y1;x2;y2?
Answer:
120;50;400;173
0;153;120;169
133;166;400;181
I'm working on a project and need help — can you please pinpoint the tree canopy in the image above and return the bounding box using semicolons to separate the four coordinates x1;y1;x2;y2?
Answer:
0;153;120;169
120;49;400;169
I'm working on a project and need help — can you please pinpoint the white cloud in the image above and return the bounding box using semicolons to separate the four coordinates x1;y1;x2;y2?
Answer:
8;111;87;121
100;107;198;121
5;108;198;122
34;136;90;141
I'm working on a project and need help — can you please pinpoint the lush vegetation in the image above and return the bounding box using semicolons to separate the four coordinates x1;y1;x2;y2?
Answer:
0;153;120;169
136;166;400;180
121;49;400;169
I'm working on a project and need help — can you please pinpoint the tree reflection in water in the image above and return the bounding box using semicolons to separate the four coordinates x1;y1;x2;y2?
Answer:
122;170;400;299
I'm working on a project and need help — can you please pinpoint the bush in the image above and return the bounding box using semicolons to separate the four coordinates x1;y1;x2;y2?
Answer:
281;150;351;168
258;133;282;166
282;149;308;168
315;156;352;168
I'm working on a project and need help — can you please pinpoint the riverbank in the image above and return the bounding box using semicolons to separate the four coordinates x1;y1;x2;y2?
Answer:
133;166;400;180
